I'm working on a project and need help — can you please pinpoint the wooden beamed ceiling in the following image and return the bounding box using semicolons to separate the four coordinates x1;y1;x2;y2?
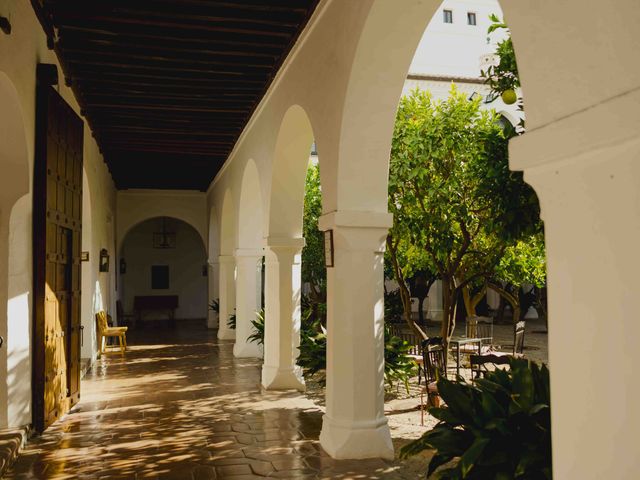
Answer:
35;0;320;190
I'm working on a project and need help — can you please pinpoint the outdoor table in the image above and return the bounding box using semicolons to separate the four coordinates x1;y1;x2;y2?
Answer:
449;337;491;378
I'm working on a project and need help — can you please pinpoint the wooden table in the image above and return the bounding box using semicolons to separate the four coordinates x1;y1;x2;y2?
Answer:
449;336;491;378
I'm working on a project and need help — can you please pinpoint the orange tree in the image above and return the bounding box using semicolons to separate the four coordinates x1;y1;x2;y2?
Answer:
387;87;540;343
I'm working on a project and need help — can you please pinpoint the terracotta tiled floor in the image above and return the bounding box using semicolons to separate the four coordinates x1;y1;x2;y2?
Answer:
7;322;427;479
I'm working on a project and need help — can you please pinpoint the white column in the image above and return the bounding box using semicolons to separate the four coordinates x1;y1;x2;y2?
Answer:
318;211;394;460
217;255;236;340
509;88;640;478
233;248;263;358
261;237;305;391
0;212;9;428
207;259;219;329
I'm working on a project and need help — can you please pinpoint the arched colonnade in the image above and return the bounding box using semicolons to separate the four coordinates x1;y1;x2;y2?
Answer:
205;0;640;475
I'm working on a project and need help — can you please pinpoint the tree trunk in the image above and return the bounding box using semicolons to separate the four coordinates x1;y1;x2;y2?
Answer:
417;296;426;327
488;283;520;325
386;236;427;339
462;285;475;318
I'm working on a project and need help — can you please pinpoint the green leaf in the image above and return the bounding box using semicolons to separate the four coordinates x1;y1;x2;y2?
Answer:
459;437;490;477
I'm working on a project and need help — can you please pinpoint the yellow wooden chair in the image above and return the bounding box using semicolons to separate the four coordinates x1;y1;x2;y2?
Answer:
96;311;128;353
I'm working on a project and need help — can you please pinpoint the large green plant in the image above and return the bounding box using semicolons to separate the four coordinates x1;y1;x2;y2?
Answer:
298;312;418;391
302;162;326;314
297;316;327;379
401;358;552;479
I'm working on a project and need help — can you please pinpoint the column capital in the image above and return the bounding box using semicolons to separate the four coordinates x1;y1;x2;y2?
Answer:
217;254;235;265
234;247;264;258
264;236;305;249
318;210;393;231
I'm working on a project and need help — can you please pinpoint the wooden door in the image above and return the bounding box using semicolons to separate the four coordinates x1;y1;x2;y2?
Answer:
33;83;83;432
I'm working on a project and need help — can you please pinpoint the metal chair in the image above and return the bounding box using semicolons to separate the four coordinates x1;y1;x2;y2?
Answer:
492;320;526;359
460;316;493;354
513;320;526;356
470;353;511;379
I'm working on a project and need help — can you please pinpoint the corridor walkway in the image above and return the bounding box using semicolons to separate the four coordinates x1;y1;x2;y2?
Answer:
7;322;426;479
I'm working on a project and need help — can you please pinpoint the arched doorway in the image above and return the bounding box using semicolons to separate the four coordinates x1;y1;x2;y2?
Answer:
119;217;208;332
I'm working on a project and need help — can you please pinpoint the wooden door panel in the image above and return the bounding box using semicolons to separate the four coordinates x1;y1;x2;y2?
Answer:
34;83;83;432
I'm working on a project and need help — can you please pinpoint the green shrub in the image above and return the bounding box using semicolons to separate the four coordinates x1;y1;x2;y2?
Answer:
248;308;265;345
227;310;236;330
297;318;327;381
297;317;417;391
208;299;219;313
384;325;418;393
400;358;551;479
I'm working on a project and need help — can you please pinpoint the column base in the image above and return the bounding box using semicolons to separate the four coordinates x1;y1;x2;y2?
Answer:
319;414;394;460
233;341;263;358
261;365;305;391
217;328;236;340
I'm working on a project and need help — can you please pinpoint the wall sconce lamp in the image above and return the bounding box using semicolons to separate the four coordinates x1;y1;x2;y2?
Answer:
99;249;110;272
120;258;127;275
0;17;11;35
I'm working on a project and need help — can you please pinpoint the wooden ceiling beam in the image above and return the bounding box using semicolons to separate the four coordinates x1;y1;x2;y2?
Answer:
106;145;228;155
62;49;275;69
50;7;302;29
57;29;287;52
45;0;308;16
54;16;294;39
65;59;270;78
81;93;256;107
57;39;279;60
38;0;320;191
65;67;266;85
84;103;250;113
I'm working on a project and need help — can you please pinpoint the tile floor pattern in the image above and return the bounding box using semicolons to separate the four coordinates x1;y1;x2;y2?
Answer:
7;322;429;479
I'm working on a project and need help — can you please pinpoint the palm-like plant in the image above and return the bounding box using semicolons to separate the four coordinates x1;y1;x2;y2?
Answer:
400;358;551;479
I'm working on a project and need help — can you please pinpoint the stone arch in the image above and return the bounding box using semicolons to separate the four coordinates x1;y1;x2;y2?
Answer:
266;105;315;240
117;200;206;254
120;216;208;321
0;72;31;429
119;213;205;254
234;159;265;357
335;0;441;214
219;189;236;256
237;158;264;249
217;189;237;340
207;207;220;328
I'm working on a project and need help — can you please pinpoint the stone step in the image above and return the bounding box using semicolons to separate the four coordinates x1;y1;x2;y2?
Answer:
0;428;28;478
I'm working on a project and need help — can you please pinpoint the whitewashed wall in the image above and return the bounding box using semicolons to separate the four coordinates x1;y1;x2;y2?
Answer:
0;1;116;428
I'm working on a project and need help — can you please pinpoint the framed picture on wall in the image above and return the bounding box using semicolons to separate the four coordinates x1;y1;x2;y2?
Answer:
151;265;170;289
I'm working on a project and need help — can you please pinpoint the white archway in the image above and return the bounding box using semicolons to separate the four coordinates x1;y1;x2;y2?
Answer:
120;217;208;323
267;105;315;240
234;159;264;358
207;207;220;329
0;72;31;429
217;189;237;340
262;105;315;390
